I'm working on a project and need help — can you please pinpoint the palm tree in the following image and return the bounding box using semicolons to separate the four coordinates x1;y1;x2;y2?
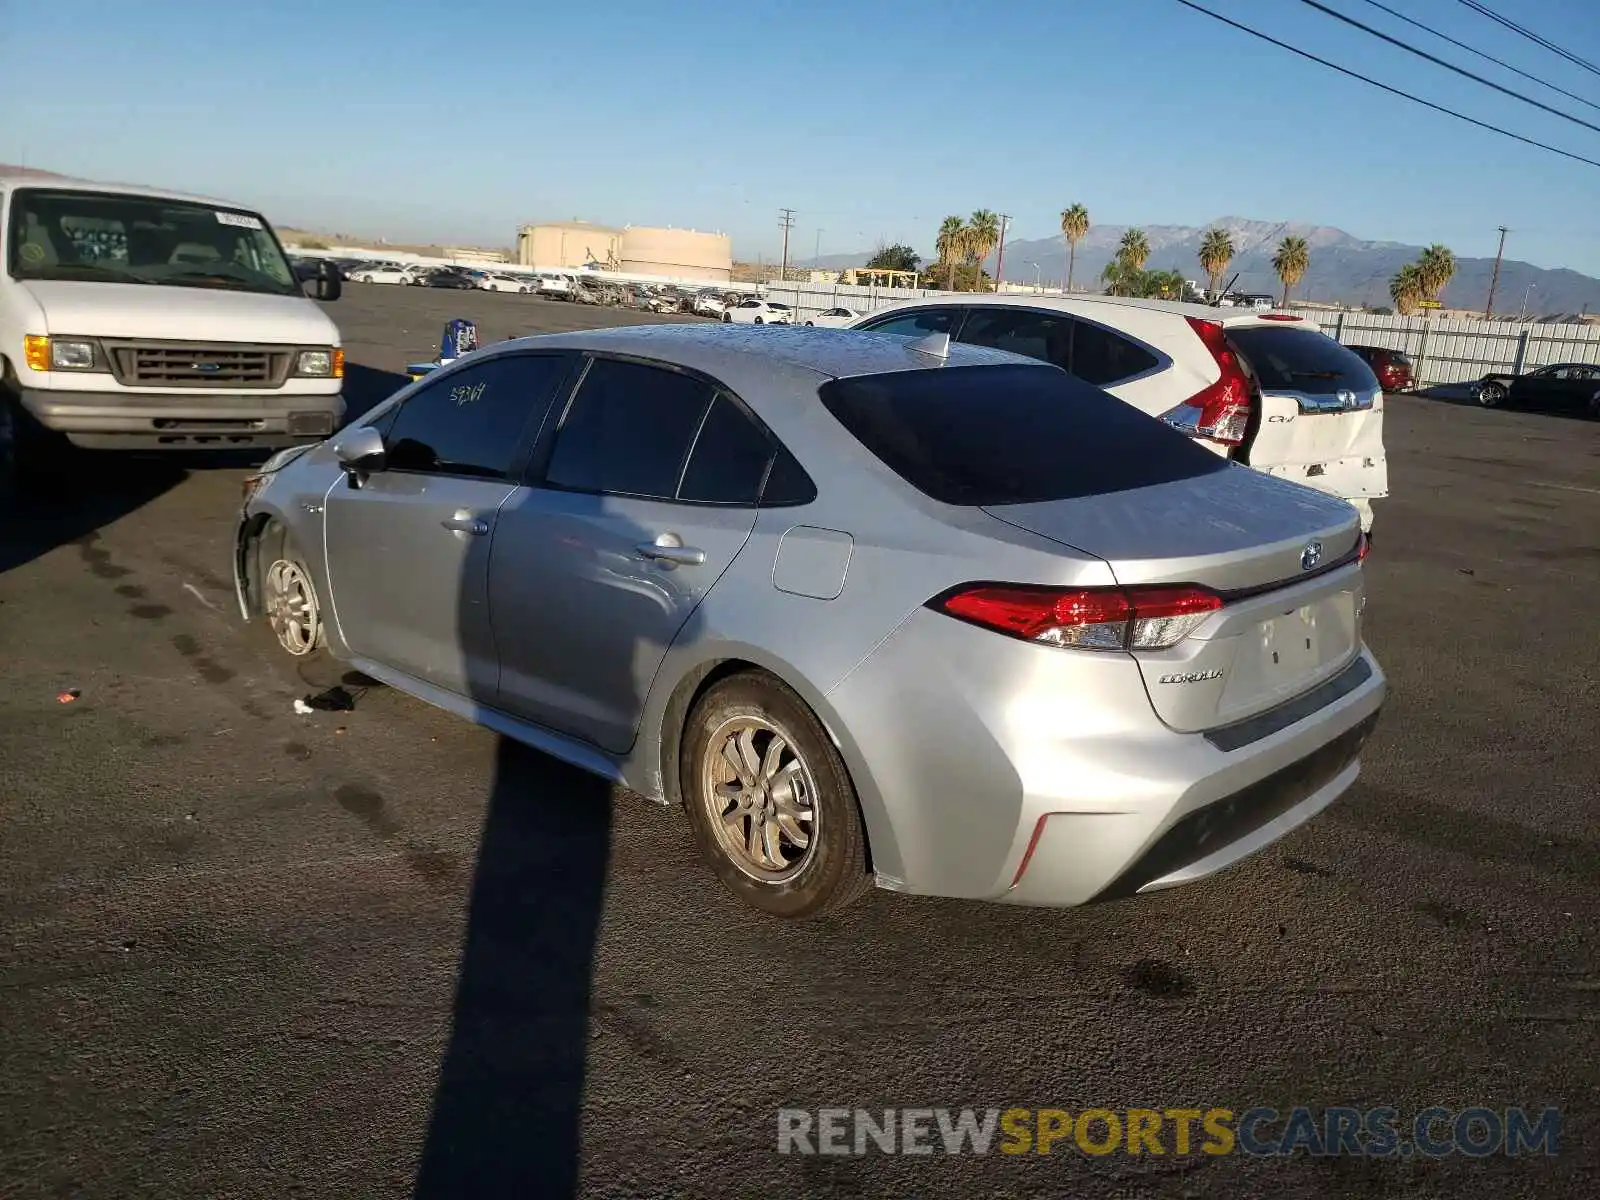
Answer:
967;210;1001;290
936;216;965;291
1272;235;1311;306
1198;228;1234;300
1117;228;1150;274
1417;244;1456;304
1390;263;1424;316
1059;203;1089;292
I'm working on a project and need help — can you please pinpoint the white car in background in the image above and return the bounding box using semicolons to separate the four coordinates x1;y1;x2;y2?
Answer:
353;264;418;285
535;273;577;301
725;299;792;324
852;295;1387;531
693;291;728;318
805;306;864;328
478;273;533;293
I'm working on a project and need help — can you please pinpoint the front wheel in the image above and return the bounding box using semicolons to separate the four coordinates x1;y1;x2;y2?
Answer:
722;313;732;323
1478;380;1506;407
804;320;814;326
681;672;872;919
261;536;327;660
753;316;763;325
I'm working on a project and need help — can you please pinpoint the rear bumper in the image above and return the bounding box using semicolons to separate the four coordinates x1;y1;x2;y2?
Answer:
829;606;1387;908
17;386;345;450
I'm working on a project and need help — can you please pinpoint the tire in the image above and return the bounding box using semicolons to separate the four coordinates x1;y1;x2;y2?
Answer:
0;391;18;514
1478;380;1506;407
722;313;732;323
0;385;71;513
680;672;872;919
258;528;329;662
754;316;763;325
804;321;815;326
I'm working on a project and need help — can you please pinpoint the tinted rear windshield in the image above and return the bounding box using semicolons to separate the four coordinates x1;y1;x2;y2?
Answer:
818;363;1229;506
1228;326;1380;395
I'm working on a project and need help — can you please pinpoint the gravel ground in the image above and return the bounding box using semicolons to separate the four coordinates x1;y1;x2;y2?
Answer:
1;285;1595;1198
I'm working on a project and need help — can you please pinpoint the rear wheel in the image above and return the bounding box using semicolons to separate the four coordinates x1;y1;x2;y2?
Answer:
681;672;872;919
804;320;815;326
1478;380;1506;407
722;313;732;323
754;316;764;325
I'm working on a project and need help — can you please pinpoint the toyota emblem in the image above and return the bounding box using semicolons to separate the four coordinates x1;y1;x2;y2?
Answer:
1301;541;1323;571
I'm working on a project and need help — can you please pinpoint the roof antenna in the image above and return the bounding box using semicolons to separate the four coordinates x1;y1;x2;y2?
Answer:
907;331;950;360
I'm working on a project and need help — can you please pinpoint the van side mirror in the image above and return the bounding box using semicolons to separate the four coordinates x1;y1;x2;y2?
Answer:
304;260;342;302
332;425;385;485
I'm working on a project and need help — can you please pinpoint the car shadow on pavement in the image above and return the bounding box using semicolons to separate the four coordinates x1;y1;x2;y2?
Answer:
413;740;612;1199
0;452;188;576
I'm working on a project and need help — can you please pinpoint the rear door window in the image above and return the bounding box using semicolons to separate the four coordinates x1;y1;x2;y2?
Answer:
1227;326;1379;395
856;308;962;338
543;358;715;499
957;307;1074;370
1071;320;1160;386
819;364;1227;506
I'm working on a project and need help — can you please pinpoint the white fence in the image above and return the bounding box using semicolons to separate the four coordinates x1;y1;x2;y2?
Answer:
760;281;1600;388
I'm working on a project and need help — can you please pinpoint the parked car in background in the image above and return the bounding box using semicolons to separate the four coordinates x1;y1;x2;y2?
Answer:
852;295;1387;531
354;264;417;285
479;273;533;293
1346;345;1415;393
806;306;864;328
693;291;727;318
1475;362;1600;415
535;273;577;301
420;268;478;291
235;325;1383;918
726;299;793;324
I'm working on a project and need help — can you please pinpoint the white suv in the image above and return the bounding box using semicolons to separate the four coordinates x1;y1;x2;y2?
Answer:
852;295;1386;531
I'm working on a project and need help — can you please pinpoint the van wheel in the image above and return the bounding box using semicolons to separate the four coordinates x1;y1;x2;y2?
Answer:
0;387;70;514
681;672;872;919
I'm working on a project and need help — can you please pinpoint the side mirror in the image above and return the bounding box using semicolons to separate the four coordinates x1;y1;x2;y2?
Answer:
332;425;385;484
303;260;343;302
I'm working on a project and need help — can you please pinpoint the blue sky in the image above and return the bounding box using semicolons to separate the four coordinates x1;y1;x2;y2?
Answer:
5;0;1600;273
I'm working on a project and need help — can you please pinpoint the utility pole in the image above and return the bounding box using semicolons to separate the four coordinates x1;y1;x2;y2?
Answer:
814;228;823;268
778;209;796;283
1485;225;1509;319
993;213;1011;291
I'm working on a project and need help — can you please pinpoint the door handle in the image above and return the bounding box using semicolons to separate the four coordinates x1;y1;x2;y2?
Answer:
441;515;489;536
636;538;706;567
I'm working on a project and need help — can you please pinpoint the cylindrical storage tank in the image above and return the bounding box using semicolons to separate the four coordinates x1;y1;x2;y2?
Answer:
518;223;620;270
619;227;732;282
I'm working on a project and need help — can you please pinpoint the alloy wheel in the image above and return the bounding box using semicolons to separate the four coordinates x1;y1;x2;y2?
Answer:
700;716;818;883
264;558;321;656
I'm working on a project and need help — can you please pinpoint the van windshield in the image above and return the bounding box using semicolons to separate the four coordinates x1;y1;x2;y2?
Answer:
7;187;299;297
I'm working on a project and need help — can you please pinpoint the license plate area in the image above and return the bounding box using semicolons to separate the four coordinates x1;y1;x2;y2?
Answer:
1223;592;1357;716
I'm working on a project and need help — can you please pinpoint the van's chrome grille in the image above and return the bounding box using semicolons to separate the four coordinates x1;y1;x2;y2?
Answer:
104;341;292;388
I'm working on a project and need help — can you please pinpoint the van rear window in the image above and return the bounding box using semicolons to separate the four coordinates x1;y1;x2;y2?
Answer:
1227;326;1380;395
818;364;1228;506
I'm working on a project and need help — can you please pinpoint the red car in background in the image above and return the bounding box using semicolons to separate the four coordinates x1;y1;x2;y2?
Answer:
1346;345;1415;393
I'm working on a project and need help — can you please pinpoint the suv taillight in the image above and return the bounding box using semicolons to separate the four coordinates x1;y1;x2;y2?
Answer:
932;583;1223;651
1160;317;1253;446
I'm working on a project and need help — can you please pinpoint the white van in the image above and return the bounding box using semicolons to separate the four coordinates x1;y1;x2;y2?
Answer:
1;171;345;495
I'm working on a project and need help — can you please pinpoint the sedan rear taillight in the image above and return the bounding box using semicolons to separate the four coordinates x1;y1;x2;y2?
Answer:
1160;317;1253;446
932;583;1223;651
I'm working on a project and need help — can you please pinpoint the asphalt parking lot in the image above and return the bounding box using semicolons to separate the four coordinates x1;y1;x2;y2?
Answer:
2;284;1595;1198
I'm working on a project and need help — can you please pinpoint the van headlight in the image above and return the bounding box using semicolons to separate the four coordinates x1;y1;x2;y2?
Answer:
295;348;345;378
52;339;99;369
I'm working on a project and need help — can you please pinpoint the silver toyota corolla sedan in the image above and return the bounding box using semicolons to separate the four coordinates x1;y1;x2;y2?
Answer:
234;324;1385;919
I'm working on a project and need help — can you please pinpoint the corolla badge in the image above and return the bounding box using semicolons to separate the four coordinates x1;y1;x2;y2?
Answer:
1159;668;1223;684
1301;540;1324;571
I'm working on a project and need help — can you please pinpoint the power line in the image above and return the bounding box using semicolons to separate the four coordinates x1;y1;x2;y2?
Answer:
1356;0;1600;114
1455;0;1600;80
1170;0;1600;170
1294;0;1600;136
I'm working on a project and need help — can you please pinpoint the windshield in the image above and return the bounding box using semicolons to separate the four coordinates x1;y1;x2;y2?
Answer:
7;187;298;296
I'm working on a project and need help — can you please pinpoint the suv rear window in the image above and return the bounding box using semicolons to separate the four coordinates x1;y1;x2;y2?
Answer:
818;364;1228;506
1227;326;1379;395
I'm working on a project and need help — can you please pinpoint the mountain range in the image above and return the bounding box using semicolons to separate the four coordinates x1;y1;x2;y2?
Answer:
803;216;1600;315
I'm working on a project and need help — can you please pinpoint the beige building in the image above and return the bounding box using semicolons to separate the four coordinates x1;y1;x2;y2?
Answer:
517;221;732;282
517;222;622;270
